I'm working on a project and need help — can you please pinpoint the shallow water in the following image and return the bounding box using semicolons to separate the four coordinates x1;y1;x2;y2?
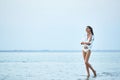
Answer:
0;52;120;80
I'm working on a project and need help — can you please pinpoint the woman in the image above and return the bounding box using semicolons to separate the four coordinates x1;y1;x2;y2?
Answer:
80;26;96;77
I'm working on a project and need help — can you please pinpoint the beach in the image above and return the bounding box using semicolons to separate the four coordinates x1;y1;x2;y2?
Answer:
0;52;120;80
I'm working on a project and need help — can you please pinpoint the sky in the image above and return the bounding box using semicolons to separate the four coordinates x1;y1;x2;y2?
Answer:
0;0;120;50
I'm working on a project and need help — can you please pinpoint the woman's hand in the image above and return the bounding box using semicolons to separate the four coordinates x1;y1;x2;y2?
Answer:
81;42;91;45
81;42;85;45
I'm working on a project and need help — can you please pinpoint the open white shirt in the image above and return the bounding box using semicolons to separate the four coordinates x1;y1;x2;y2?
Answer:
81;35;94;52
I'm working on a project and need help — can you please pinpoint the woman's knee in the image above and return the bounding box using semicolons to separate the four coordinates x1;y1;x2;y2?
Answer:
85;61;88;65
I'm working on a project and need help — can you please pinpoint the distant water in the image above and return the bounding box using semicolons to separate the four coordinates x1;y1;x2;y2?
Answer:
0;51;120;63
0;52;120;72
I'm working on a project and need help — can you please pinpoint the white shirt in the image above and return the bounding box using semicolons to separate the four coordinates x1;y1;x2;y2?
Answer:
81;35;94;52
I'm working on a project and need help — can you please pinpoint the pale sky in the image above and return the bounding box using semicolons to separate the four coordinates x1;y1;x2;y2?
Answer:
0;0;120;50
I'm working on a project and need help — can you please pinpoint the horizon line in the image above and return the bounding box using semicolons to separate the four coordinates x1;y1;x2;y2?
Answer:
0;50;120;52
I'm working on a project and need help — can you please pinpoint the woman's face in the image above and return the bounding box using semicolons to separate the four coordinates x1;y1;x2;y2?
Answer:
86;27;91;33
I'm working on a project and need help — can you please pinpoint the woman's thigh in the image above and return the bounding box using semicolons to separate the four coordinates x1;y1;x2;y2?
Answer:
82;50;86;60
84;50;91;63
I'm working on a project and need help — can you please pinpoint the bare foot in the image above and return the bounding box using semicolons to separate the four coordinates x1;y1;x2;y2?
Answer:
93;70;97;77
87;74;90;77
86;76;90;80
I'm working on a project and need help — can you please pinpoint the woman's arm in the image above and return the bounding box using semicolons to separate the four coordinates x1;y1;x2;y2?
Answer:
85;34;92;45
83;42;91;45
81;35;92;45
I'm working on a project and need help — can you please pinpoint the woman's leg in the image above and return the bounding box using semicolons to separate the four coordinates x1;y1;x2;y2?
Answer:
82;50;90;77
84;51;91;77
88;63;96;77
86;50;96;77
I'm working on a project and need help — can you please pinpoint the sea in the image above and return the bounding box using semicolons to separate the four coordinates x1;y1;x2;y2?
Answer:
0;51;120;80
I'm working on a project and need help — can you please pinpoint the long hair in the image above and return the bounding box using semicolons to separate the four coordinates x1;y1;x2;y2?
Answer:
87;26;94;35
